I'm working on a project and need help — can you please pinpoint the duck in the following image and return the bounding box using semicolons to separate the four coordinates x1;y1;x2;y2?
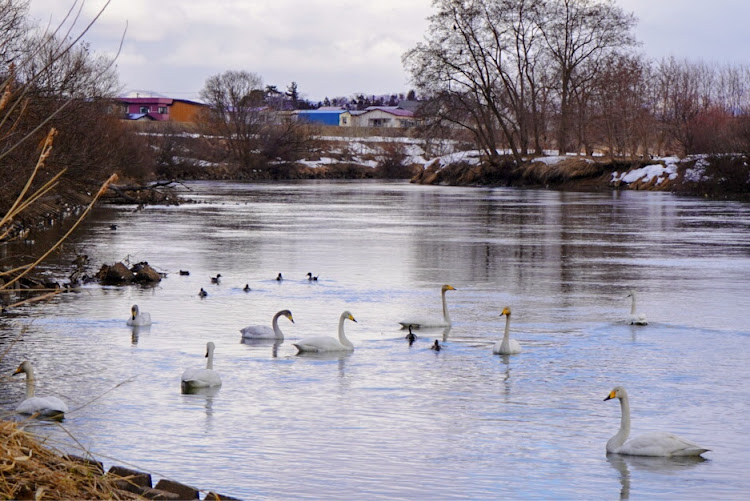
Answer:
293;311;357;353
126;304;152;327
109;224;117;230
179;270;190;276
627;290;648;325
405;325;417;346
12;361;69;419
210;274;222;284
307;272;318;281
276;273;283;281
243;284;251;292
181;342;222;391
431;340;442;351
198;288;208;298
604;386;709;457
492;306;522;355
241;309;294;340
398;284;456;329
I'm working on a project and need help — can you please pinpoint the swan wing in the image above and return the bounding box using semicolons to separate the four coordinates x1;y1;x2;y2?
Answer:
127;312;152;326
240;325;276;339
181;368;222;388
618;432;709;457
293;336;351;353
16;396;69;416
492;338;522;355
398;317;449;329
630;314;648;325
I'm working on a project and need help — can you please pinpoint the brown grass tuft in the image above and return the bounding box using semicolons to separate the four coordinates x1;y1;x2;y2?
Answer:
0;419;133;500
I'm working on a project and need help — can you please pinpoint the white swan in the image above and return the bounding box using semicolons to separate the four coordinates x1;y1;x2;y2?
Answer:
240;309;294;340
12;361;69;419
492;306;522;355
627;290;648;325
126;304;151;326
398;285;456;329
181;342;222;391
293;311;357;353
604;386;709;457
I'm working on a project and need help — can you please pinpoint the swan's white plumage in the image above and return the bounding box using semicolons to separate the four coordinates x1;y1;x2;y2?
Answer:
126;304;151;326
604;386;709;457
627;290;648;325
293;311;356;353
13;361;68;418
181;342;222;390
241;310;294;340
398;285;456;329
492;306;522;355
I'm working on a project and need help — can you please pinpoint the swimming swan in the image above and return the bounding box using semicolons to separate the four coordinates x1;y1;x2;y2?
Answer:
492;306;522;355
293;311;357;353
181;342;222;391
405;325;417;346
126;304;151;327
240;309;294;340
12;361;69;418
398;285;456;329
604;386;709;457
627;290;648;325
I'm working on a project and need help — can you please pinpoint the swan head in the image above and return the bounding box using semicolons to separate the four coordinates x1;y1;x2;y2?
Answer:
205;341;216;357
626;290;636;298
12;361;32;377
280;310;295;323
441;284;456;293
500;306;511;317
130;304;140;319
342;311;357;323
604;386;627;401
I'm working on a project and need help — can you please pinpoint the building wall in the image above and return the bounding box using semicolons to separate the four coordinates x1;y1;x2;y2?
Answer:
170;101;206;123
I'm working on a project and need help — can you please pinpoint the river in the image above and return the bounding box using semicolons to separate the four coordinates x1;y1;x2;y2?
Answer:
1;180;749;499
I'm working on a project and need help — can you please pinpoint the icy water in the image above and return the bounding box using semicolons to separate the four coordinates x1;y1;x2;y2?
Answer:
2;180;750;500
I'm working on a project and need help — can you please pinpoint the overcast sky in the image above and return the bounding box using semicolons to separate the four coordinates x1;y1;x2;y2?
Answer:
26;0;750;103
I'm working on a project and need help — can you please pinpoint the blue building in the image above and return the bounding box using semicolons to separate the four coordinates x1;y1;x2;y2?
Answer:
293;108;345;126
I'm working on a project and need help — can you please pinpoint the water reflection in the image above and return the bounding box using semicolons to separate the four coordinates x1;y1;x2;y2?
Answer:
129;325;150;345
240;337;283;358
607;454;708;500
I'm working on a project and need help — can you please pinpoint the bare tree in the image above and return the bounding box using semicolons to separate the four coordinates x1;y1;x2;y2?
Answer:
199;70;265;168
403;0;527;166
535;0;637;154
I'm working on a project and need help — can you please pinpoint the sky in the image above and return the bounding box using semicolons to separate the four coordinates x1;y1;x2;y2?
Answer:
26;0;750;103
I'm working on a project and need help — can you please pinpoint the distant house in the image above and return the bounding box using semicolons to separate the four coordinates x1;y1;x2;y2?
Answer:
339;106;418;128
119;95;207;123
293;107;345;126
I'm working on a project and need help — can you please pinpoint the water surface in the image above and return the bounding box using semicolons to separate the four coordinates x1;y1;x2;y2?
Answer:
1;181;749;499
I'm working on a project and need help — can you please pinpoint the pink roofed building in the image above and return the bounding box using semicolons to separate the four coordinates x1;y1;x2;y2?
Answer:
119;95;207;123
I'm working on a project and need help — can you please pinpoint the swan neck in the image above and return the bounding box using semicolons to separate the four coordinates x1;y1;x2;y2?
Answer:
338;314;353;348
609;395;631;451
503;314;511;342
630;294;637;315
441;289;451;323
272;312;282;336
206;347;214;370
24;370;36;399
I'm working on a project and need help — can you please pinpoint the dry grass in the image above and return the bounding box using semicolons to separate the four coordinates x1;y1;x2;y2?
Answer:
520;157;605;184
0;420;134;500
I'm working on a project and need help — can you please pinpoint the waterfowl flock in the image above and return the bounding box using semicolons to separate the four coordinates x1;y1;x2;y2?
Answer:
9;275;710;460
